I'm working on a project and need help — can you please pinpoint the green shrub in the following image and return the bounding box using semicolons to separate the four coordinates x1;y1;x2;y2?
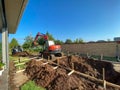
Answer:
0;62;5;70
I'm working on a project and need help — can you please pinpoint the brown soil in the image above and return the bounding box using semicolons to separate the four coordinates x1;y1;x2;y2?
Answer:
24;56;120;90
12;51;38;58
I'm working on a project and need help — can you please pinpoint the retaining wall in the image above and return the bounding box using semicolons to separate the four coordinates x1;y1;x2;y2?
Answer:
61;42;120;57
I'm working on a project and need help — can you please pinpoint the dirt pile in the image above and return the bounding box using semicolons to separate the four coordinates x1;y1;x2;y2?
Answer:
12;51;30;57
24;56;120;90
25;59;98;90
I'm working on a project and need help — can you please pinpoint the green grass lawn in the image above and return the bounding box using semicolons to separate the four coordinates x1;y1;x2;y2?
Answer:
21;80;46;90
90;55;118;62
9;56;29;61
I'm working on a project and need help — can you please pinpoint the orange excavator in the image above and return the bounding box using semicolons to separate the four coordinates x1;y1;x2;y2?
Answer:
33;32;62;59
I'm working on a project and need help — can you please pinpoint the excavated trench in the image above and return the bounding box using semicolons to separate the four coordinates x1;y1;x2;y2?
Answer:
24;55;120;90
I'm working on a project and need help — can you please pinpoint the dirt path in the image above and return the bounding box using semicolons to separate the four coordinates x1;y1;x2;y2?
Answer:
9;60;28;90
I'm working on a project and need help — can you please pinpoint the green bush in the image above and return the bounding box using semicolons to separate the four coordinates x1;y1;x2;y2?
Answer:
21;80;45;90
0;62;5;70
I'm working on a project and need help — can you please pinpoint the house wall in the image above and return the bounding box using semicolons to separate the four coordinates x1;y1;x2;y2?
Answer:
0;33;2;61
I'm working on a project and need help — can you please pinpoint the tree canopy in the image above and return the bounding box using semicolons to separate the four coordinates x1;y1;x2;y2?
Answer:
65;39;72;44
9;38;19;49
74;38;84;44
55;40;64;45
22;35;34;49
46;32;55;41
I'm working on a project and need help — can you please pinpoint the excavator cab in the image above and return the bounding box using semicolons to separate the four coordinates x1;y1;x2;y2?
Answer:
45;40;61;55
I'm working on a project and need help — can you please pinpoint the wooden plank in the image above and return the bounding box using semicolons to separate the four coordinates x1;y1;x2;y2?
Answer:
16;69;25;73
14;59;29;63
68;70;74;76
42;62;49;65
53;66;58;70
15;62;25;66
35;58;43;61
14;57;38;63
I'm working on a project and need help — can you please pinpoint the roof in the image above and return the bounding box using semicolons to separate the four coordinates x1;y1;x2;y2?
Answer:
0;0;28;34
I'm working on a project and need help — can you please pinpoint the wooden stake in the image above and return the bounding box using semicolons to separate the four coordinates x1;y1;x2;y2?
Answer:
103;68;106;90
18;66;20;70
72;63;74;70
48;56;50;60
57;59;59;65
94;69;97;77
42;54;43;59
67;51;70;56
103;68;105;80
18;57;21;63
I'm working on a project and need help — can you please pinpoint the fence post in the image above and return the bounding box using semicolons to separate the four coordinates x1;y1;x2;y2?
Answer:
87;53;89;58
117;56;120;61
101;54;103;60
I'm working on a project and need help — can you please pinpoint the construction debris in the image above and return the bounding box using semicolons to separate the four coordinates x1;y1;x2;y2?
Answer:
24;56;120;90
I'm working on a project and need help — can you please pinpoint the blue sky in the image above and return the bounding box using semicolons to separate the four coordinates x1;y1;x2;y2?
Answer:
9;0;120;44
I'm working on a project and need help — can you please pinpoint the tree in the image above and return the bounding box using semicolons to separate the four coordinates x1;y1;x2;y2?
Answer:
55;40;64;45
46;32;55;41
9;38;19;49
74;38;79;44
37;38;45;45
74;38;84;44
22;35;34;49
65;39;72;44
79;38;84;43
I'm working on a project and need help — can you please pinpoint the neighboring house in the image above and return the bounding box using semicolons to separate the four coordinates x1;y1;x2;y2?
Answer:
0;0;28;68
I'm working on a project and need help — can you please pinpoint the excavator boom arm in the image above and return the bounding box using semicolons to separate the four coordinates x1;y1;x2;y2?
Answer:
33;32;48;45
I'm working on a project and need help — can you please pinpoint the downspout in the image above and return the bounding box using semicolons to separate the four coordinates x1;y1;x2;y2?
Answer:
0;0;8;68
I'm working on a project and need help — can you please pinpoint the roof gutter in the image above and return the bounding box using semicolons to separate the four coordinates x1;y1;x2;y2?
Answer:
0;0;7;28
14;0;28;34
